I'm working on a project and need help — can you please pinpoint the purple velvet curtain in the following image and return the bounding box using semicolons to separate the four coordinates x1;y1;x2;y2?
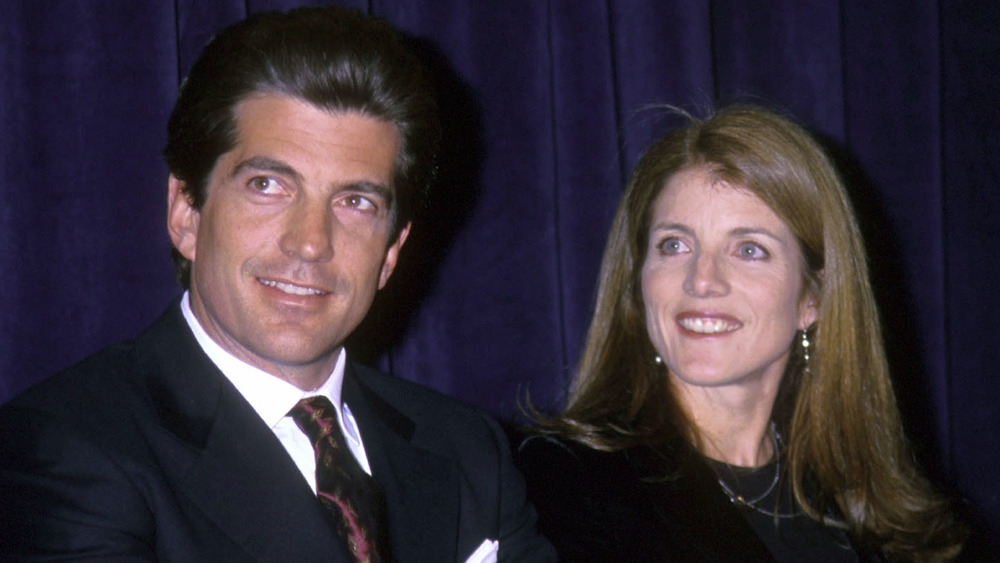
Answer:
3;0;998;537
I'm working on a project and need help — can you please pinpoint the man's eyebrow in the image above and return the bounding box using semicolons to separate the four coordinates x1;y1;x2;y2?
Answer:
230;156;303;184
231;156;395;206
349;181;394;206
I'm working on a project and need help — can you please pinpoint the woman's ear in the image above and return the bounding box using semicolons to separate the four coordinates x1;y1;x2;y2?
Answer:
798;269;823;330
798;297;819;331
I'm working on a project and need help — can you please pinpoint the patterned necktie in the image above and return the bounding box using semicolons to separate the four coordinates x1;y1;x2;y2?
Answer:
289;396;389;563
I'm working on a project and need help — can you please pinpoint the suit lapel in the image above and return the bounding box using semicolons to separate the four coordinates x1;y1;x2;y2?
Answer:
343;365;460;563
135;303;350;562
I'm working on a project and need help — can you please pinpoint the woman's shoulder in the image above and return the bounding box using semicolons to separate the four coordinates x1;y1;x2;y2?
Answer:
517;433;588;461
515;433;655;560
517;433;629;479
516;433;740;561
515;432;683;507
516;433;630;504
517;431;688;475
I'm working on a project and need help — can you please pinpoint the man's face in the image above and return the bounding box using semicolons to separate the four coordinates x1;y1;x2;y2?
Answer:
168;93;407;389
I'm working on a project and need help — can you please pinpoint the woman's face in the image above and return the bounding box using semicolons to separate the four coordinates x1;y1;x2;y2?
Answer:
641;166;818;394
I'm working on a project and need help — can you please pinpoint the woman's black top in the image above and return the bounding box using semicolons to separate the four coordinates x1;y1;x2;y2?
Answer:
706;457;857;562
516;434;881;562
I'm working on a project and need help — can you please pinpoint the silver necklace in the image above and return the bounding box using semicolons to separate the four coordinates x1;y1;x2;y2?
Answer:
715;423;801;518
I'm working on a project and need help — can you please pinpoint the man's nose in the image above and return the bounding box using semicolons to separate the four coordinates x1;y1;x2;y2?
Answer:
682;252;729;297
279;200;334;262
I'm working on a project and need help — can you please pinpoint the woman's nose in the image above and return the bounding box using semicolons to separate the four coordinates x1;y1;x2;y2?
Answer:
683;252;729;297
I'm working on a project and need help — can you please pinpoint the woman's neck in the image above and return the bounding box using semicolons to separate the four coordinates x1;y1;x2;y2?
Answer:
700;418;776;467
676;383;779;467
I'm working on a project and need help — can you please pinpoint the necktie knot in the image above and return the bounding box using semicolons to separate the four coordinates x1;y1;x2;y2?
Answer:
289;395;339;446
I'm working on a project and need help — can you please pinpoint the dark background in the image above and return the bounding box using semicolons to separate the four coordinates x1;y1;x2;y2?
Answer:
3;0;998;539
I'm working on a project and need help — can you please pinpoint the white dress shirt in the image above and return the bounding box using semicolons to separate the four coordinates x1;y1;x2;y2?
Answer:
180;292;372;493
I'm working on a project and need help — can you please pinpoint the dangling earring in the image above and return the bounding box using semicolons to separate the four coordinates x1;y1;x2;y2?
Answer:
801;329;811;376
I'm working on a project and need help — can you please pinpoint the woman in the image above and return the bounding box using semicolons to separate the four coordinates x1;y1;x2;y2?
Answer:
519;105;969;561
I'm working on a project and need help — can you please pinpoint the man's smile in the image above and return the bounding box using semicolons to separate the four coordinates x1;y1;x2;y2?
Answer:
258;277;330;296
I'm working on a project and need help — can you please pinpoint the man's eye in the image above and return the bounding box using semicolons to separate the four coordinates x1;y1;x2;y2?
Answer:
249;177;280;194
343;195;376;211
738;242;769;259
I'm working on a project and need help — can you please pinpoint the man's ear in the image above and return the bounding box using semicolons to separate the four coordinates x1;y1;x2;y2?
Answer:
167;175;199;262
378;222;411;289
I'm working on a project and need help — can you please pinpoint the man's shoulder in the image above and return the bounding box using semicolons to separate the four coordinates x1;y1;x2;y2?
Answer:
348;361;506;454
350;361;486;422
0;337;158;491
1;301;187;425
4;339;139;413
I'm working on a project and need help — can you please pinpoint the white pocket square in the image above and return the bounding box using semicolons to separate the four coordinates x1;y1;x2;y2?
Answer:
463;538;498;563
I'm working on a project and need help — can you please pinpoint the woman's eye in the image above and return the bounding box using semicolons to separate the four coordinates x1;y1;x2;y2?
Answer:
658;237;689;255
738;242;769;259
249;176;280;194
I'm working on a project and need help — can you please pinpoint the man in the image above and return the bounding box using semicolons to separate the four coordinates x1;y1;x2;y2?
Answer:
0;7;554;562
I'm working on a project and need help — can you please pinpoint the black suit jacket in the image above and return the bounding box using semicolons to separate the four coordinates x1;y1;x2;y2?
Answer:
0;302;555;562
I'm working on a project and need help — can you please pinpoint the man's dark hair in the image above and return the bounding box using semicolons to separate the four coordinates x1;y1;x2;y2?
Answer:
163;5;440;289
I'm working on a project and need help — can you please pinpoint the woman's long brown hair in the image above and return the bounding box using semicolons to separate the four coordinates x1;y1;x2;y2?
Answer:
537;105;966;561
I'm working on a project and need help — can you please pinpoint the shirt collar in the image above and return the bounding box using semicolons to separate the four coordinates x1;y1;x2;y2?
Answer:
179;292;347;429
